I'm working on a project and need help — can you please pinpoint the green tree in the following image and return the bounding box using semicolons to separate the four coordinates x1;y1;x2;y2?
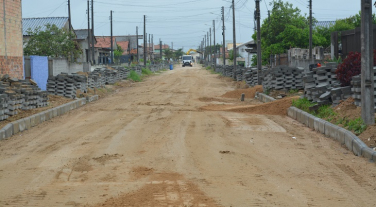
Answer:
114;44;124;64
173;48;185;60
24;24;81;61
163;48;174;62
228;49;241;63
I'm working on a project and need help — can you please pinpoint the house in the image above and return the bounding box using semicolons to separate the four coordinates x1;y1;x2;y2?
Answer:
236;40;255;68
1;0;23;79
74;29;97;63
154;44;170;59
22;17;73;47
95;35;143;64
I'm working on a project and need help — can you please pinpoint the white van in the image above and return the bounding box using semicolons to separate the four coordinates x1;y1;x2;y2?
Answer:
182;55;193;67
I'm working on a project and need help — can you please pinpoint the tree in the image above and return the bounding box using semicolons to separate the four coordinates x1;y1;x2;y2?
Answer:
24;24;81;61
253;0;312;65
114;44;124;64
163;48;174;62
228;49;241;63
173;48;185;60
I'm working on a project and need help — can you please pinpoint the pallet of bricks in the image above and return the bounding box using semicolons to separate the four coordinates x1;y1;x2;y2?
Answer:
0;75;48;121
351;67;376;112
302;63;352;106
261;66;304;91
244;68;258;86
47;73;88;99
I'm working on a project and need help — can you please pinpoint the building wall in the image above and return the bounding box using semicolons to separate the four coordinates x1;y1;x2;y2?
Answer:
237;45;254;67
0;0;23;79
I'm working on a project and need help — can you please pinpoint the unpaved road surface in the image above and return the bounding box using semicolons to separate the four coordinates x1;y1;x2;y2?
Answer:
1;65;376;207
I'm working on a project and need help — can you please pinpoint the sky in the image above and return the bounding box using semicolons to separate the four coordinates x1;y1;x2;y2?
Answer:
22;0;364;52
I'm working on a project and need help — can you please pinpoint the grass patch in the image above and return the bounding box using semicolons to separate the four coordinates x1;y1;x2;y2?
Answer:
289;89;299;94
293;98;367;135
292;98;316;112
128;70;141;82
142;68;152;75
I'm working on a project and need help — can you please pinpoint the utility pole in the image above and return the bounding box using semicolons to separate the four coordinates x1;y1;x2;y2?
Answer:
222;6;226;66
232;0;236;79
309;0;313;64
143;15;146;66
149;33;151;62
361;0;375;125
207;32;209;64
172;42;173;51
210;28;212;65
152;34;154;64
160;40;162;63
136;26;139;63
204;35;207;62
110;10;113;64
213;20;216;68
68;0;73;62
91;0;95;64
87;0;91;63
268;10;272;67
256;0;262;84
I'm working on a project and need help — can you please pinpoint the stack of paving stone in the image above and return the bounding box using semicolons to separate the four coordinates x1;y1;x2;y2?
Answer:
351;67;376;111
0;94;9;121
222;66;234;77
303;63;342;104
260;66;304;91
244;68;259;87
215;65;223;74
47;73;88;99
235;67;245;82
104;69;118;84
0;75;49;120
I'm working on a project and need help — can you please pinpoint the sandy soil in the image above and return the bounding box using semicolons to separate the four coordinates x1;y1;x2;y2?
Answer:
0;65;376;207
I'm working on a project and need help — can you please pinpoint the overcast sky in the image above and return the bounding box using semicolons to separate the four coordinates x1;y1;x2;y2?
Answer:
22;0;364;51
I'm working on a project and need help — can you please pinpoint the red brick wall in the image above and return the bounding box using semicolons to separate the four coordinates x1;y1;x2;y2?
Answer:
0;0;23;79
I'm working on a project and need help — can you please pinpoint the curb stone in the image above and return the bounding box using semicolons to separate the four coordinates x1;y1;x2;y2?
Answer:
255;93;376;163
287;106;376;162
0;98;93;140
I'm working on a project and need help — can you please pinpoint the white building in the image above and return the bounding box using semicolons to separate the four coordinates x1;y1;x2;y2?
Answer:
236;40;255;68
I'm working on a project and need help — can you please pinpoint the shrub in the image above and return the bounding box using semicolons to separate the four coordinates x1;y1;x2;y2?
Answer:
128;70;141;82
292;98;316;112
315;105;336;120
142;68;152;75
336;50;376;86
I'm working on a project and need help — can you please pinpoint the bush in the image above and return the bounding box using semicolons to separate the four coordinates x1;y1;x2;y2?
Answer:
142;68;152;75
336;50;376;86
292;98;316;112
128;70;141;82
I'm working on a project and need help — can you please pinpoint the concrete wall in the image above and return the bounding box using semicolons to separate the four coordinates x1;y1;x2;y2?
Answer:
288;47;324;69
0;0;23;79
51;58;88;75
30;56;48;90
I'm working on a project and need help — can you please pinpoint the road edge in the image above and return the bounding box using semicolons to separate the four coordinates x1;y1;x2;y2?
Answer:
255;92;376;163
0;95;99;141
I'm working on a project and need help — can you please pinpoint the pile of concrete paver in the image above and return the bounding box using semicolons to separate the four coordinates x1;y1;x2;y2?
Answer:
47;73;88;99
261;66;304;91
0;75;48;121
302;63;352;106
351;67;376;111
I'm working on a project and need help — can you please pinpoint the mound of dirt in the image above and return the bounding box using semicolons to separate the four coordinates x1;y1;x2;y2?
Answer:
221;85;263;99
358;126;376;148
334;97;361;120
226;96;299;116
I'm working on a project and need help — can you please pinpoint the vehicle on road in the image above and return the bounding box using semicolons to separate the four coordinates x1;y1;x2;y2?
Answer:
182;55;193;67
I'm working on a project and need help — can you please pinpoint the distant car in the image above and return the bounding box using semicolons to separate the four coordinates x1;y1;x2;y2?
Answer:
182;55;193;67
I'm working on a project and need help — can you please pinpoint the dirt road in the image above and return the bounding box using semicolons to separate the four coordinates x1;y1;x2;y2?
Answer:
0;65;376;207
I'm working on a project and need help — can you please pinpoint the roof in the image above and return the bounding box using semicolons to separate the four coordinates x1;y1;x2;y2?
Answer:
314;21;335;28
74;29;89;40
95;36;114;48
236;40;255;48
23;17;69;36
154;44;169;50
116;41;129;55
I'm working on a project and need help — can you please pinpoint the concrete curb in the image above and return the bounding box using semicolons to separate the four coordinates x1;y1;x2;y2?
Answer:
0;96;97;141
288;106;376;162
257;94;376;162
255;92;276;103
